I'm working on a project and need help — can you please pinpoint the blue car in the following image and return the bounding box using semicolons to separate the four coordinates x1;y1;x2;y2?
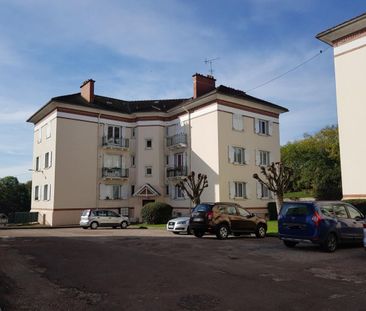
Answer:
278;201;365;252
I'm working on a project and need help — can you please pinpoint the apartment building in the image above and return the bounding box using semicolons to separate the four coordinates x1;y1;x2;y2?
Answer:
27;74;288;226
317;13;366;200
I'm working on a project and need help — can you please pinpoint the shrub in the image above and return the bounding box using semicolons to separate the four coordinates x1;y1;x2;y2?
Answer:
141;202;173;224
267;202;278;220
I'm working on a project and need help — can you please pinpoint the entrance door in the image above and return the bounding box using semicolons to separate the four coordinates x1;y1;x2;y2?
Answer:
142;200;155;206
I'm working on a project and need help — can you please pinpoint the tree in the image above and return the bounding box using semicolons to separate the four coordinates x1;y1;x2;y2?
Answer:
281;125;341;199
178;171;208;206
253;162;292;214
0;176;31;215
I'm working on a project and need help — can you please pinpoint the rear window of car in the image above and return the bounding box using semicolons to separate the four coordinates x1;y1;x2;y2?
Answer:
81;210;90;216
282;204;312;217
193;204;213;212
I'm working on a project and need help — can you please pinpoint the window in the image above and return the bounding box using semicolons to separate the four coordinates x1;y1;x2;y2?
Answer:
347;205;362;219
113;185;121;199
174;153;184;167
227;206;237;215
166;185;169;195
132;128;136;138
258;183;269;199
175;185;184;199
238;207;250;217
100;184;124;200
120;208;129;217
34;186;39;201
37;129;42;143
36;156;40;171
333;205;348;218
259;151;270;166
229;146;246;165
234;182;246;198
145;166;152;176
44;152;52;169
232;114;244;131
107;125;121;144
131;185;135;195
166;155;169;165
145;139;152;149
255;119;272;135
43;184;50;201
46;123;51;139
131;155;135;167
104;154;122;168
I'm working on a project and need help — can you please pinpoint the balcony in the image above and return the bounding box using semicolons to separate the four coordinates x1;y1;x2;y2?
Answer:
167;166;188;179
166;133;187;149
102;137;129;150
102;167;129;179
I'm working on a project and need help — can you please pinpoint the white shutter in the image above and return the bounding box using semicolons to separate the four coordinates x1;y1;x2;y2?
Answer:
256;182;262;199
245;182;249;199
229;182;235;199
39;185;42;201
170;185;175;200
121;156;126;168
48;184;51;201
268;152;272;165
169;155;174;167
37;129;42;143
245;149;249;164
121;185;128;199
254;118;259;133
50;152;52;168
255;150;260;166
268;121;273;136
228;146;234;163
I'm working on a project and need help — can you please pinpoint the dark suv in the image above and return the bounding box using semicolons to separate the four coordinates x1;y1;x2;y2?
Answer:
189;202;267;239
278;201;365;252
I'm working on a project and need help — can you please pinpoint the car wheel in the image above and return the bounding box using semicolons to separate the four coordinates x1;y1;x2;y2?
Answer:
255;224;266;238
90;222;98;230
322;233;337;252
120;221;128;229
193;229;204;238
283;241;297;248
216;224;229;240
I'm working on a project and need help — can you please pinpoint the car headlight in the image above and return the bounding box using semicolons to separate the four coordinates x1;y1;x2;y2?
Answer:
177;220;187;224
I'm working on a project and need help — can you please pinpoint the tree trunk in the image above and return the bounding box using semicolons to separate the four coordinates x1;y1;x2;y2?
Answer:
275;193;283;216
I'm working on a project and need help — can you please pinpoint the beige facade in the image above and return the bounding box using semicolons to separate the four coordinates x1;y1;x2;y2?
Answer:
317;13;366;200
28;75;287;225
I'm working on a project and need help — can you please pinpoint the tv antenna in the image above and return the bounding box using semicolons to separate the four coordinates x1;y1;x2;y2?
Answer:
204;57;219;76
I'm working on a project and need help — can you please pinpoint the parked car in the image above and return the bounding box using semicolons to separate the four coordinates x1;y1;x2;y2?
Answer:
80;209;130;229
278;201;365;252
166;216;191;235
364;222;366;250
189;202;267;239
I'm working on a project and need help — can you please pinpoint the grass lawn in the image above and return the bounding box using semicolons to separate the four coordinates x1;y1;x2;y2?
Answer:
267;220;278;234
129;223;166;229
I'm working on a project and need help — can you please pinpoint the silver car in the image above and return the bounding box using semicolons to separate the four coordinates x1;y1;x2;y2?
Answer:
166;216;191;235
80;209;130;229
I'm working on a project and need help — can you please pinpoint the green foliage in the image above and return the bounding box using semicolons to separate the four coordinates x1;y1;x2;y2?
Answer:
141;202;173;224
281;125;341;200
0;176;31;215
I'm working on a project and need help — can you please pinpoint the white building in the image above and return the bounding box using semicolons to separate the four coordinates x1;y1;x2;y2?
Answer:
27;73;288;225
317;13;366;200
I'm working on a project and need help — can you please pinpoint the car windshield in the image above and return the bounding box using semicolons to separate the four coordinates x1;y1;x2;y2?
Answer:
282;204;311;217
81;210;90;217
193;204;213;213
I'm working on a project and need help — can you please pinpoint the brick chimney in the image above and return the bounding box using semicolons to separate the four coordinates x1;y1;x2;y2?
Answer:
80;79;95;103
192;73;216;99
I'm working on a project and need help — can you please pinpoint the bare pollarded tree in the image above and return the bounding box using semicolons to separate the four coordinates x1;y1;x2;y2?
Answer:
178;171;208;206
253;162;293;214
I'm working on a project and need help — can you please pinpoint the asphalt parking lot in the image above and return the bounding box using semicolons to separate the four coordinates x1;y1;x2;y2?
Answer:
0;228;365;311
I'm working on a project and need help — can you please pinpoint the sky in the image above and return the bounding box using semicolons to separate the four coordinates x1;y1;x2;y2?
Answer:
0;0;365;182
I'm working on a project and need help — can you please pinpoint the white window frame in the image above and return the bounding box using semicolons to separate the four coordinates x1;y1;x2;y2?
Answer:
34;186;39;201
37;129;42;143
46;122;51;139
174;185;185;199
44;152;52;169
229;146;246;165
259;150;270;166
230;181;247;199
43;184;50;201
35;156;40;171
232;114;244;131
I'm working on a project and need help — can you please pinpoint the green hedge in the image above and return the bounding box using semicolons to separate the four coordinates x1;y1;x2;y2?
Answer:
141;202;173;224
267;202;278;220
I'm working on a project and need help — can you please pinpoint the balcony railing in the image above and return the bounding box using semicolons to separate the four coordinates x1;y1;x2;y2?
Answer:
102;167;129;178
167;166;188;178
166;133;187;148
102;137;129;148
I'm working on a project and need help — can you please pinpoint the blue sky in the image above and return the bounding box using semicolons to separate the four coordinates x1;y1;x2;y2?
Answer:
0;0;365;182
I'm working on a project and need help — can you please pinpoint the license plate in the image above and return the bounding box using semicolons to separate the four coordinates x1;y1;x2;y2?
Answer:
193;217;204;222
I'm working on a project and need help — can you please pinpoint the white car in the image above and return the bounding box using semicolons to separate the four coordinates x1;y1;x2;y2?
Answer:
80;209;130;229
167;217;191;235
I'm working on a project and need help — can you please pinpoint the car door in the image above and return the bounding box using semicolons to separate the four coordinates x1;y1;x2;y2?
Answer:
333;204;354;241
237;207;256;232
107;210;120;226
98;210;109;226
344;204;364;241
226;205;241;232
